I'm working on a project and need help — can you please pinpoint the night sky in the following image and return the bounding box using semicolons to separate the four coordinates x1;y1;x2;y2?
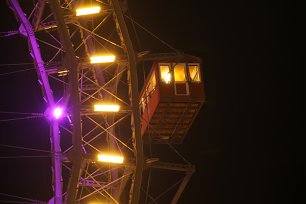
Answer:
0;1;300;204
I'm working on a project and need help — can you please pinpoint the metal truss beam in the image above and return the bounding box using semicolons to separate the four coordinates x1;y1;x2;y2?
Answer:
110;0;144;203
48;1;83;204
148;161;195;173
32;0;46;31
137;52;202;62
7;1;64;204
170;173;193;204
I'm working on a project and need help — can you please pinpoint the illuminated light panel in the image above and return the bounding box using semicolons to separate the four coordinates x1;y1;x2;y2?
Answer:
52;107;63;119
90;55;116;64
97;154;124;164
76;6;101;16
94;104;120;112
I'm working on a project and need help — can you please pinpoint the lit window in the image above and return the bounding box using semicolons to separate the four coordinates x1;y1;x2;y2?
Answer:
173;63;186;82
189;64;201;82
159;64;171;84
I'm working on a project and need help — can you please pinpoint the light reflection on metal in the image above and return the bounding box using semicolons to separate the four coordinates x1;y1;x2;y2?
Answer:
58;70;68;76
76;6;101;16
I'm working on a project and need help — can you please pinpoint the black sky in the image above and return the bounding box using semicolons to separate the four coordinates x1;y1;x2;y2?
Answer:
0;1;300;204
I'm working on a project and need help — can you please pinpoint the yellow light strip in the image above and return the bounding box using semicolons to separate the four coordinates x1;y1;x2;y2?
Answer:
94;104;120;112
97;154;124;164
90;55;116;64
76;6;101;16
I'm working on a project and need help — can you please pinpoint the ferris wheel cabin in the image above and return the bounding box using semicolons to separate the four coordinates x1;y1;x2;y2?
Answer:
139;54;205;144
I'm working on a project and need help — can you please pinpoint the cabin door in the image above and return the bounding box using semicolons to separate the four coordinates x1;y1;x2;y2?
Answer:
173;63;189;95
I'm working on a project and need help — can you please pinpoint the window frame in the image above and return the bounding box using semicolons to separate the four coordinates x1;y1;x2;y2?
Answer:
173;63;189;95
187;63;201;83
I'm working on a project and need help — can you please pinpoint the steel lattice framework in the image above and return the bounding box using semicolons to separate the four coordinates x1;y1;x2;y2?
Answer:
6;0;195;203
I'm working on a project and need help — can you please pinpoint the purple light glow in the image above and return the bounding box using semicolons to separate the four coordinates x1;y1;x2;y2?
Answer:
52;107;63;119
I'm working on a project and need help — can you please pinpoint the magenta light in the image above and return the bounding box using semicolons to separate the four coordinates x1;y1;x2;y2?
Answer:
52;107;63;119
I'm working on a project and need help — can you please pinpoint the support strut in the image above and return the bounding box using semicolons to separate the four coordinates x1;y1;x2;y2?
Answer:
49;1;83;203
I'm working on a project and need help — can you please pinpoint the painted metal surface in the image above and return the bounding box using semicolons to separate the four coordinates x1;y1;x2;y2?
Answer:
140;54;205;144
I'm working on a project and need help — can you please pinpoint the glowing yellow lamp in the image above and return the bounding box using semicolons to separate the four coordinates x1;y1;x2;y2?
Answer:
76;6;101;16
90;55;116;64
97;154;124;164
94;104;120;112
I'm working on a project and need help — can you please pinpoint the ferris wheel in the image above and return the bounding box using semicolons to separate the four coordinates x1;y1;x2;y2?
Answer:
1;1;204;203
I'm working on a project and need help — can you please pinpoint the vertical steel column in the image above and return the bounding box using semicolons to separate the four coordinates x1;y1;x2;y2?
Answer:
7;1;62;203
49;1;83;204
51;121;63;204
111;0;144;203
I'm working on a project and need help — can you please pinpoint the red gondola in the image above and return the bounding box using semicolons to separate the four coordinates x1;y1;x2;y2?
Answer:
139;53;205;144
